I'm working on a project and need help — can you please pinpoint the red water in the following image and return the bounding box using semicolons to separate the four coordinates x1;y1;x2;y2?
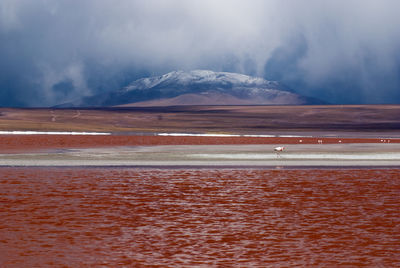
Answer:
0;168;399;267
1;135;398;153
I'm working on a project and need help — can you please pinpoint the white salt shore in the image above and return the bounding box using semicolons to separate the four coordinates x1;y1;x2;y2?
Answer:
157;133;312;138
1;144;399;167
0;131;111;135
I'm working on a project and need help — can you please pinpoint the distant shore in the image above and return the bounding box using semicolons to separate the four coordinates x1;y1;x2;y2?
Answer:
0;133;399;154
1;139;399;167
1;103;400;167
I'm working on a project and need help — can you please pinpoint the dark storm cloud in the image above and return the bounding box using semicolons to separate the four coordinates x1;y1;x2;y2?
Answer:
0;0;399;106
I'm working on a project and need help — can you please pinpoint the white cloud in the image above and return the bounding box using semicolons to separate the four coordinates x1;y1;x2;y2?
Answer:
0;0;400;105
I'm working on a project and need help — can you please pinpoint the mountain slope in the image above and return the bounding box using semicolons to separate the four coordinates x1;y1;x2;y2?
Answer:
81;70;324;106
118;91;252;106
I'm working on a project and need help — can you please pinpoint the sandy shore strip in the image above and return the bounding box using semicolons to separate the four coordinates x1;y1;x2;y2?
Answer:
0;134;399;153
1;143;400;167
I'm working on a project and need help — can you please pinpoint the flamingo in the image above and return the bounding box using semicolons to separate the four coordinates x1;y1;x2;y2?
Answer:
274;146;285;158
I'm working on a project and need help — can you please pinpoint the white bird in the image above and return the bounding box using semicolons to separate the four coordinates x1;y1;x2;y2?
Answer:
274;146;285;158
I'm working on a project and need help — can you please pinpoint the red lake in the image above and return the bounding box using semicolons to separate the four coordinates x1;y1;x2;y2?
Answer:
0;167;399;267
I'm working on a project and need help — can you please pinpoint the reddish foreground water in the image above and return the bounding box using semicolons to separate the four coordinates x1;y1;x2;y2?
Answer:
0;168;399;267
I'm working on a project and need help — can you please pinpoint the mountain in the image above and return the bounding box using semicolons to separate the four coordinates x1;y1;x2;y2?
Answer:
79;70;324;106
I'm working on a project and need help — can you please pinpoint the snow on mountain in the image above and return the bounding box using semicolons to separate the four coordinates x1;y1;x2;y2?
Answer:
123;70;280;92
80;70;323;106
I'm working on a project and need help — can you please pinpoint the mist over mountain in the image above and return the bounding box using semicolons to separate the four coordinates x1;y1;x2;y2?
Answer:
76;70;323;107
1;1;400;106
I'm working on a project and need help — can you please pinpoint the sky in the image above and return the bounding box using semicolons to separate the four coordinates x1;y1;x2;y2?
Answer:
1;0;400;106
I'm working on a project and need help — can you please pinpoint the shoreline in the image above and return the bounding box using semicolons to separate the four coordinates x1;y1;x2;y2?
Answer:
0;134;399;154
1;143;400;167
1;165;400;169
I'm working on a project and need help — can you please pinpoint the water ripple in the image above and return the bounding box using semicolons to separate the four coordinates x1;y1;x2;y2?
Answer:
0;168;399;267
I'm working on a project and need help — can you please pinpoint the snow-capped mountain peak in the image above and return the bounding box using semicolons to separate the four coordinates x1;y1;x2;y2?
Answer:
79;70;323;106
123;70;280;92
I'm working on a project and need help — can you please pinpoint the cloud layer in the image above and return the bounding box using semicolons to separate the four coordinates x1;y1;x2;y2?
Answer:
1;0;399;106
